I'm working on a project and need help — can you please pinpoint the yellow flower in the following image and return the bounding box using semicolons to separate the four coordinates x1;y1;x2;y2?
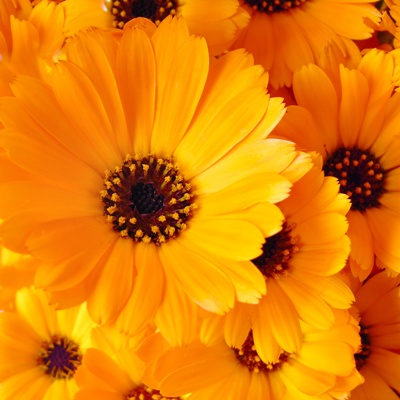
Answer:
138;310;363;399
0;16;309;326
0;287;95;400
346;271;400;399
273;48;400;280
230;0;381;89
212;153;353;363
59;0;249;55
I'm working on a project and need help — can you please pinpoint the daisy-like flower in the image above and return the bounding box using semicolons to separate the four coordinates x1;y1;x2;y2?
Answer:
345;271;400;399
0;0;65;94
138;310;363;400
229;0;381;89
0;16;310;326
58;0;249;55
273;48;400;280
74;324;187;399
211;153;353;363
0;287;95;400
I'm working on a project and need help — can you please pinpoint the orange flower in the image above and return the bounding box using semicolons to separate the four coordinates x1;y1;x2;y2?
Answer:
273;48;400;280
0;17;309;329
230;0;380;89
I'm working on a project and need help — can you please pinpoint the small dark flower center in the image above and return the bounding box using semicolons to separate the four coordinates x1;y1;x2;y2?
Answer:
354;324;371;371
126;385;183;399
101;154;196;245
110;0;178;28
252;222;297;279
244;0;307;13
37;336;82;379
233;331;289;373
323;147;386;212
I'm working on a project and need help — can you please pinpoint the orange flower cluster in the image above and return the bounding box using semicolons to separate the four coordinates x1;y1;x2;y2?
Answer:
0;1;400;399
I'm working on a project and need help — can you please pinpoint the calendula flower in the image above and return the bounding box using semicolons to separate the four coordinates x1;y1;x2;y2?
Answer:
229;0;380;89
273;48;400;280
0;287;95;400
212;154;353;363
346;271;400;399
74;324;186;399
138;309;363;400
58;0;249;55
0;16;309;327
0;0;65;94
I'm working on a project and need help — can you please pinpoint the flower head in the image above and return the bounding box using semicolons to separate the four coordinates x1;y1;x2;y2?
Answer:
59;0;249;55
0;287;94;400
346;271;400;399
0;16;309;329
138;310;363;399
201;154;353;364
273;48;400;279
230;0;380;88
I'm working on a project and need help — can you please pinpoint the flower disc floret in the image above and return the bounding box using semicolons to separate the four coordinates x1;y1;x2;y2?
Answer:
323;147;386;212
101;154;196;244
111;0;178;28
251;222;298;279
37;335;82;379
233;331;289;373
126;385;183;399
244;0;307;13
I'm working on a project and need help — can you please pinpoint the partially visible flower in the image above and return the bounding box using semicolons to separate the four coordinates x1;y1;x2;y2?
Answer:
0;0;65;94
138;310;363;400
229;0;380;89
74;324;186;399
0;287;95;400
210;154;352;363
59;0;249;55
273;48;400;280
346;271;400;399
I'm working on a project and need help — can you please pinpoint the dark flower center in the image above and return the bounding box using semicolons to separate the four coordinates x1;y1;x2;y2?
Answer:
252;222;297;279
244;0;307;13
354;324;371;371
101;154;196;245
37;336;82;379
126;385;183;399
233;331;289;373
111;0;178;28
323;147;386;212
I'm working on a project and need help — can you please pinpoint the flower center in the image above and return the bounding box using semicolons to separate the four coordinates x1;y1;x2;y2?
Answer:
233;331;289;373
244;0;307;13
251;222;297;279
126;385;183;399
354;324;371;371
101;154;196;245
37;336;82;379
323;147;385;212
110;0;178;28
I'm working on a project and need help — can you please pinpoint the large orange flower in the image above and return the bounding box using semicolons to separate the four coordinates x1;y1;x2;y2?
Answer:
0;17;309;326
230;0;380;89
273;48;400;280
